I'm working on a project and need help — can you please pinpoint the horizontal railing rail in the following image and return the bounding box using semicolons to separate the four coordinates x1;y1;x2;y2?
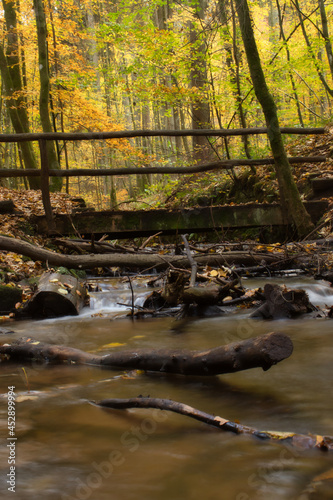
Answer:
0;127;327;231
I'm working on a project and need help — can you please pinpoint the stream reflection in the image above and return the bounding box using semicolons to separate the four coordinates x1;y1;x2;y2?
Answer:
1;277;333;500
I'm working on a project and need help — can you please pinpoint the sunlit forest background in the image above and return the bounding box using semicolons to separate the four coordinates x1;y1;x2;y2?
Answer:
0;0;332;209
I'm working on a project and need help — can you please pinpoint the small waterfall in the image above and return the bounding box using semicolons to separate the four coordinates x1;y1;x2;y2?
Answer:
85;279;153;315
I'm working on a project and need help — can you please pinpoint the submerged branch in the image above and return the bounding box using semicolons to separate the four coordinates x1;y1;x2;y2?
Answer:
92;396;333;451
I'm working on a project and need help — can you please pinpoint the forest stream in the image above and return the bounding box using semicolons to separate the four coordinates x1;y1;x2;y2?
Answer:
1;276;333;500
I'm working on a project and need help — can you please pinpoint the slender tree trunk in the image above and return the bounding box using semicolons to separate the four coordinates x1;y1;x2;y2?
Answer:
190;0;211;160
234;0;313;236
0;0;40;189
276;0;304;127
230;0;252;159
292;0;333;98
33;0;62;192
318;0;333;81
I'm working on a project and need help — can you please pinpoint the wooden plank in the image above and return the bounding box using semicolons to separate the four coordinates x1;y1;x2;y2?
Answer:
32;200;328;237
312;177;333;195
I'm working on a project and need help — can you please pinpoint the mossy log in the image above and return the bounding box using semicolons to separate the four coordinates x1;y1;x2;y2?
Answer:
0;331;293;375
15;271;87;319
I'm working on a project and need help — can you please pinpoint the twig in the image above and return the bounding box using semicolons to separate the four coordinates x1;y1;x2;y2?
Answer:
91;396;333;451
127;275;135;318
181;234;197;287
139;232;163;250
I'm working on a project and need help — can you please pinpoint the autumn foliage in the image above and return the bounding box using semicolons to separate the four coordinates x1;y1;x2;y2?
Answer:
0;0;332;208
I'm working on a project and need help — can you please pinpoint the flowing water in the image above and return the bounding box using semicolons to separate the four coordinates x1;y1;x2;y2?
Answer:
1;277;333;500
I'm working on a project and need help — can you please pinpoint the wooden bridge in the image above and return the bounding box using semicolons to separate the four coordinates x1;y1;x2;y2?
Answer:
32;201;328;239
0;126;329;238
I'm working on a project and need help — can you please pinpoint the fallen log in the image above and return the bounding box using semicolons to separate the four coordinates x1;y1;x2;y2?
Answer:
0;235;288;271
182;279;241;305
0;331;293;375
15;271;88;319
251;283;316;319
92;396;333;452
182;285;221;305
53;238;141;254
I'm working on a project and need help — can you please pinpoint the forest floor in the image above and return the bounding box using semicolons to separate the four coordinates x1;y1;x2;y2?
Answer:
0;131;333;282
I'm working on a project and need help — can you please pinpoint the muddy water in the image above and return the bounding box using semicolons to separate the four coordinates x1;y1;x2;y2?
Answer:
1;278;333;500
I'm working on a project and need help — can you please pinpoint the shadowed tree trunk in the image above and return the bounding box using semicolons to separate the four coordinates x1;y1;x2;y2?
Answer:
276;0;304;127
0;0;40;189
234;0;314;237
318;0;333;81
33;0;62;192
190;0;212;160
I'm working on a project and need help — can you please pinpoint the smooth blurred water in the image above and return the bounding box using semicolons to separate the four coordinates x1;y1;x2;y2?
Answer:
1;277;333;500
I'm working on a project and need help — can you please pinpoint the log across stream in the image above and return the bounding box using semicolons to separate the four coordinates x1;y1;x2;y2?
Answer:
1;276;333;499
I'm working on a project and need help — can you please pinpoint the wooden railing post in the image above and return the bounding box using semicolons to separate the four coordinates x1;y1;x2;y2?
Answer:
39;139;55;233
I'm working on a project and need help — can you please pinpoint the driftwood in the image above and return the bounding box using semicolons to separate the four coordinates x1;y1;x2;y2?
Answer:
161;269;187;305
0;331;293;375
182;279;242;305
160;268;243;308
182;285;221;305
92;396;333;452
15;271;88;319
0;235;288;271
251;283;316;319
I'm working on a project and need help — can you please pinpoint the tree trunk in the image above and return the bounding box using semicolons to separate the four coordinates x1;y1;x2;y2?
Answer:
190;0;211;160
318;0;333;81
0;332;293;376
33;0;62;192
234;0;314;237
293;0;333;98
276;0;304;127
0;235;287;270
0;0;40;189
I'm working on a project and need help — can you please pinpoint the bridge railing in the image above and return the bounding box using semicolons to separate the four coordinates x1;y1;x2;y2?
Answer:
0;127;327;231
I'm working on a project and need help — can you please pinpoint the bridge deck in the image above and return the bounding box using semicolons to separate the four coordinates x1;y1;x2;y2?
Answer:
31;200;328;238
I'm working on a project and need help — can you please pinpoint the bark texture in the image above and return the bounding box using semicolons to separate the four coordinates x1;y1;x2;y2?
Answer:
251;283;315;319
93;396;333;451
0;332;293;376
234;0;314;236
0;0;40;189
33;0;62;192
15;271;87;319
0;235;285;270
